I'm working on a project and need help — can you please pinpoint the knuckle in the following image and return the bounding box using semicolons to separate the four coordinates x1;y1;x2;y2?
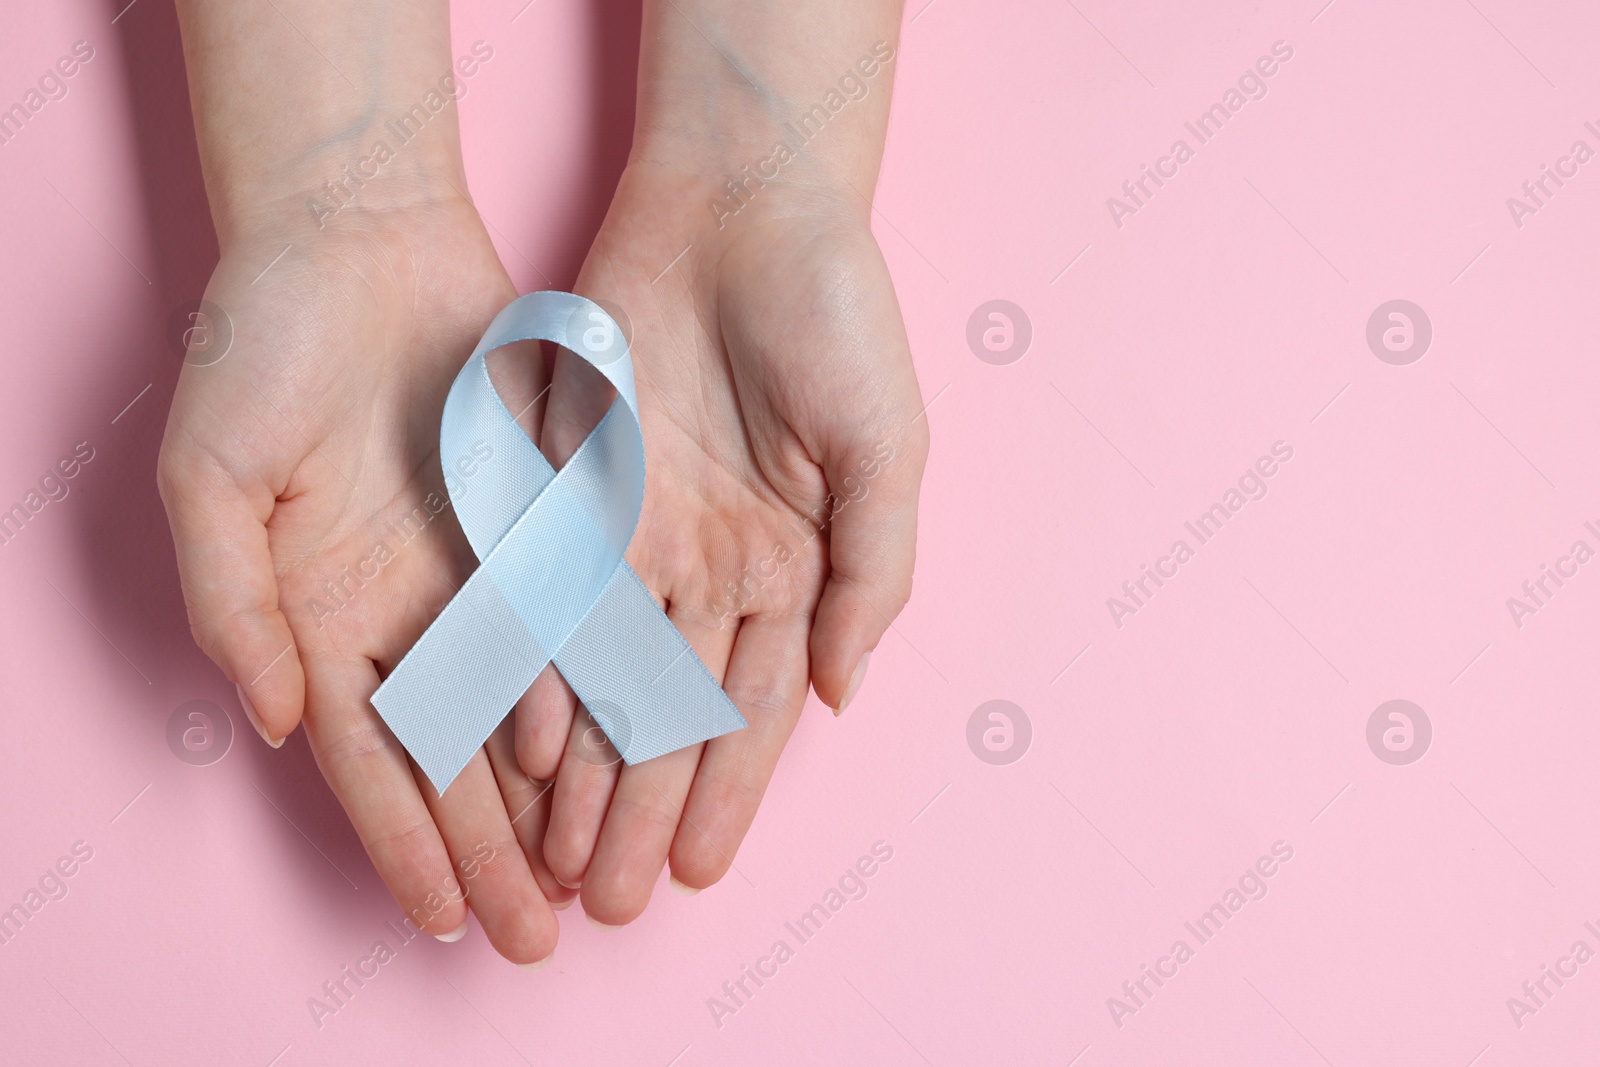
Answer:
699;771;762;828
734;683;792;720
515;727;562;781
670;775;760;887
371;817;446;868
318;716;402;768
455;836;522;885
608;792;683;836
542;819;596;877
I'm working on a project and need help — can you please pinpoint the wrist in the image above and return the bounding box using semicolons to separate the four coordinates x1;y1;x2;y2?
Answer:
199;73;477;250
629;2;901;210
177;0;491;250
207;148;469;254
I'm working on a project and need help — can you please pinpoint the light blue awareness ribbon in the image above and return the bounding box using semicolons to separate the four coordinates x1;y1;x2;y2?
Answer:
371;291;746;794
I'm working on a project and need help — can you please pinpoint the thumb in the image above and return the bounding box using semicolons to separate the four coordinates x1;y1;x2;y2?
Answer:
157;448;305;747
808;420;928;713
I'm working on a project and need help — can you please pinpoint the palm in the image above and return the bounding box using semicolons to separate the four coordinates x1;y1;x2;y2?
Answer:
213;206;519;658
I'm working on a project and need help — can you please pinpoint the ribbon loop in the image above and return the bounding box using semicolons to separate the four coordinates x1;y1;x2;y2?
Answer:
372;292;746;793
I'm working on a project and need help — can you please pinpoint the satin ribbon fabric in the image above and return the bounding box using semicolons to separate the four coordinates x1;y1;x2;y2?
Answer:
371;292;747;793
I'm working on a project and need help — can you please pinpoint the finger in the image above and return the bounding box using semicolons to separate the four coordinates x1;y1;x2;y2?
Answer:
298;651;465;939
579;606;738;925
157;447;304;746
514;664;579;781
672;611;810;890
417;746;560;967
486;719;576;909
809;423;929;712
581;745;701;927
542;704;623;890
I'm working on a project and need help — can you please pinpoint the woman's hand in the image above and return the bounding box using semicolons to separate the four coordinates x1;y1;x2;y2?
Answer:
163;0;575;968
160;191;574;964
521;161;928;922
515;0;924;927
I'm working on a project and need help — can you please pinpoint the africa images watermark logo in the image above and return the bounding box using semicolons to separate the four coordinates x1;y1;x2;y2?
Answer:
966;700;1031;765
166;700;234;766
706;841;895;1029
0;40;95;149
1506;921;1600;1031
306;841;499;1030
1105;40;1296;229
1365;300;1431;366
1366;700;1431;766
966;300;1032;366
1106;441;1295;629
0;841;95;950
1106;840;1295;1029
708;42;896;230
1505;121;1600;231
0;439;96;550
306;43;496;229
167;299;234;367
1504;521;1600;630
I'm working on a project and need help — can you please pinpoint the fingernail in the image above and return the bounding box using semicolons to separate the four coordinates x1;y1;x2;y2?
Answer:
518;953;555;972
237;683;283;748
837;651;872;715
433;921;468;943
554;875;582;890
551;897;575;911
669;877;700;897
586;915;622;931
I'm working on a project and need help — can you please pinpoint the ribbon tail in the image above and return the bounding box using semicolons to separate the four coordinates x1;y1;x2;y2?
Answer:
555;565;747;764
372;564;557;793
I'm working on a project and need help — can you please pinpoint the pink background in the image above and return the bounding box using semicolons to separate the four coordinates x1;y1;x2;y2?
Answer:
2;0;1597;1063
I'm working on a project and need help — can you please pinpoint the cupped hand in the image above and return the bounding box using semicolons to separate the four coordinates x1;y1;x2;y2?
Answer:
157;191;573;964
518;165;929;924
